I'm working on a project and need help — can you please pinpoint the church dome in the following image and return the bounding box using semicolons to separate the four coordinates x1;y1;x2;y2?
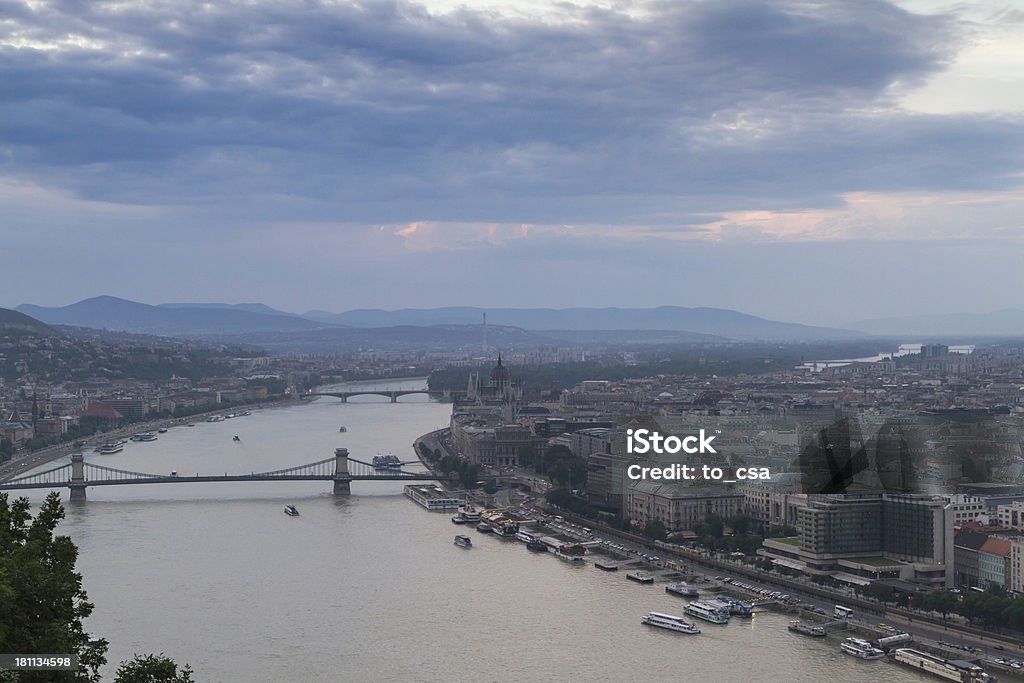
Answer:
490;354;510;384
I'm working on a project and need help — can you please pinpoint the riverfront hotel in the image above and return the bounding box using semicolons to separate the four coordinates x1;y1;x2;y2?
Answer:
760;494;954;586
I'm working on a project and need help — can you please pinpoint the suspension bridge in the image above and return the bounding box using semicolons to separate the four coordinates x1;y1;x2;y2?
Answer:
0;448;442;500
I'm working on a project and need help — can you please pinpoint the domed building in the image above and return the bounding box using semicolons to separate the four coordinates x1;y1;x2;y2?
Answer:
467;354;523;418
489;355;511;386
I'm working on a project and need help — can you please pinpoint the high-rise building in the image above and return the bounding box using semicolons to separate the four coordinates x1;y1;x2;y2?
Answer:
759;493;954;586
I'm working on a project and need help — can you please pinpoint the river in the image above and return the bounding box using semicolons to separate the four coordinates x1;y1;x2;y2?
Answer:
797;343;976;372
18;379;937;681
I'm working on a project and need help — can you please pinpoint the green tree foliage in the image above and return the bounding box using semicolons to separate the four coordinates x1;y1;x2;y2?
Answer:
0;492;108;682
855;582;895;603
545;489;600;519
727;514;750;536
540;446;586;490
954;585;1024;630
426;342;895;392
693;514;724;539
643;520;668;541
113;654;194;683
435;455;481;489
917;590;960;617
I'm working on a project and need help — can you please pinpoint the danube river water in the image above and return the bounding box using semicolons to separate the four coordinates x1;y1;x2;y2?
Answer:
22;380;937;682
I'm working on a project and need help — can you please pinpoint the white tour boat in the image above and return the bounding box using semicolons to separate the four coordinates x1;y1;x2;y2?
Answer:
840;637;885;660
642;612;701;634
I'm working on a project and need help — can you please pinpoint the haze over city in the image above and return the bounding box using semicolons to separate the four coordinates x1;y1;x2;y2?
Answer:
2;0;1023;326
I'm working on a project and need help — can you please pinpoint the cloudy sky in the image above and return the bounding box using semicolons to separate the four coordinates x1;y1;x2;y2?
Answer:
1;0;1023;326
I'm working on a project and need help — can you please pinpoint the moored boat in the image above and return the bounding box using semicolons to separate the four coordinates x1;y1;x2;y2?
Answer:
476;522;493;533
627;571;654;584
788;622;827;637
526;539;547;552
372;453;402;470
516;531;536;543
665;582;699;598
719;597;753;617
840;637;885;660
553;544;586;562
889;648;994;682
684;601;730;624
492;520;519;538
642;612;700;634
451;504;481;524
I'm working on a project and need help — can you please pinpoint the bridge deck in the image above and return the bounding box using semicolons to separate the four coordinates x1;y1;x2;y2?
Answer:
0;473;440;490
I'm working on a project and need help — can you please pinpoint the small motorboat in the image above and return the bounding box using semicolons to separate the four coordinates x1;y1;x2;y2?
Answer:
454;535;472;548
233;435;241;442
339;426;347;433
157;428;168;433
284;505;300;517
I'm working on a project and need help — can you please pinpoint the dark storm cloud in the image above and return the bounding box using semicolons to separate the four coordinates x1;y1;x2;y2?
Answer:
0;0;1020;223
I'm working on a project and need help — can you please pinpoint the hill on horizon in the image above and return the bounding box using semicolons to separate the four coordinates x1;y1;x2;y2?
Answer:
303;305;860;341
17;296;330;337
0;307;57;336
15;297;866;343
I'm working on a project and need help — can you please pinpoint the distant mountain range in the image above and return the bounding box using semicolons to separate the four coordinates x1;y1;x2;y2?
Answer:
16;296;326;337
301;305;857;341
0;307;56;336
849;310;1024;337
158;302;297;317
14;297;862;344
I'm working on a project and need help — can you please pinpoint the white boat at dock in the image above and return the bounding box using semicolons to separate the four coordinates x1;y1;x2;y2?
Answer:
684;601;730;624
642;612;700;634
665;582;699;597
840;637;885;660
889;648;994;682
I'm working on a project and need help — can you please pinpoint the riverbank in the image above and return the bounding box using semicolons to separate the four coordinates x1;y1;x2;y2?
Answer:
0;396;310;482
409;424;1024;671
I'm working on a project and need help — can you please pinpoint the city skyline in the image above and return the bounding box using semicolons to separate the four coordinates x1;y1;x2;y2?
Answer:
2;0;1023;326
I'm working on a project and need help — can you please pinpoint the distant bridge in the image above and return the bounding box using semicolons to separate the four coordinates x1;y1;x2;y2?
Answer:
310;389;465;403
0;448;442;501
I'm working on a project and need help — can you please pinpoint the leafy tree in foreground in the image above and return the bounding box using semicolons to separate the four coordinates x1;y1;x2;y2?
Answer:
114;654;195;683
0;492;108;682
